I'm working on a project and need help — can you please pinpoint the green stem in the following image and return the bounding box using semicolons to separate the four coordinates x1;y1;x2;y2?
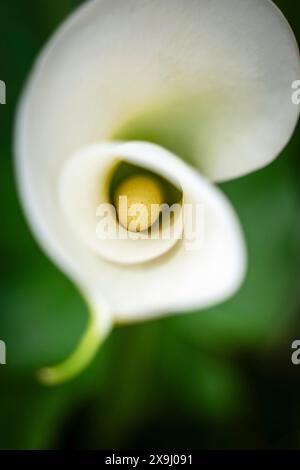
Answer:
37;315;106;386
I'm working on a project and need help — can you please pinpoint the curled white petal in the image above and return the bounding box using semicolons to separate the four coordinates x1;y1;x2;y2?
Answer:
102;142;246;320
60;142;183;265
17;135;246;322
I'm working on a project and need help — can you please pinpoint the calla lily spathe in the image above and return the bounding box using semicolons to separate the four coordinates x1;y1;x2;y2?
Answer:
15;0;300;384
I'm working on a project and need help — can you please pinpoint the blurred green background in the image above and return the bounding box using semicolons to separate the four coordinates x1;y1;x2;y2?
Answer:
0;0;300;450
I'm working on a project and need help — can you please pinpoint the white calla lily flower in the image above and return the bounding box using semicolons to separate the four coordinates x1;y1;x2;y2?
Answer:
15;0;300;384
